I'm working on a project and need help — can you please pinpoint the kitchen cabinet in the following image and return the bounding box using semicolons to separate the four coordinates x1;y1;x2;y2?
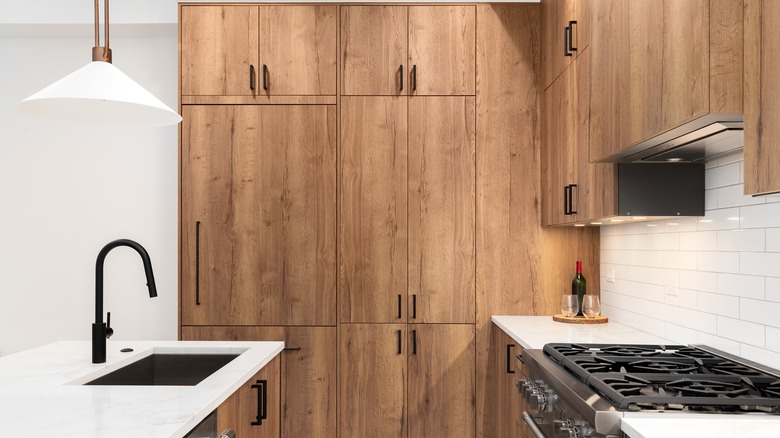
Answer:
339;323;475;438
745;0;780;195
541;0;590;90
341;5;475;96
482;324;524;438
181;104;336;326
182;326;336;438
339;96;475;323
181;5;336;96
589;0;743;162
218;355;281;438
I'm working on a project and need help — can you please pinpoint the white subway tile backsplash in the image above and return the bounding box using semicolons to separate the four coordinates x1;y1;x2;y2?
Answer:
679;270;717;293
650;233;680;251
717;273;764;300
705;189;718;210
696;208;741;231
698;251;740;274
661;218;699;233
663;323;699;345
764;326;780;354
715;150;744;167
765;228;780;252
716;316;765;347
679;308;717;334
766;278;780;303
740;299;780;328
717;184;765;209
740;252;780;278
665;288;698;310
679;231;717;251
705;162;740;189
698;333;741;355
739;344;780;371
697;291;740;318
740;202;780;229
717;229;766;252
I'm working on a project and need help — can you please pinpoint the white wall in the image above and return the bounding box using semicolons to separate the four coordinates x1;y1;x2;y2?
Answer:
601;150;780;369
0;32;179;356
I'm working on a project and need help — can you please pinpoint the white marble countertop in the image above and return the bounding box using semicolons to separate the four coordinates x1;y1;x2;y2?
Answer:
491;315;780;438
0;340;284;437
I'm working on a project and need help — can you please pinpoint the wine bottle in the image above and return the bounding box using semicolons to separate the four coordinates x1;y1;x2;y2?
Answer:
571;260;586;316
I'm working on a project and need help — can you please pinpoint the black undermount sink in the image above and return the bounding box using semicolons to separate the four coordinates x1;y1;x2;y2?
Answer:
84;353;240;386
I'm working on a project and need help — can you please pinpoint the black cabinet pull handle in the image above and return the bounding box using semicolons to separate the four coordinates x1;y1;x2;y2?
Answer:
250;380;268;426
397;294;402;319
262;64;268;90
506;344;516;374
195;221;201;305
397;330;402;355
412;65;417;91
568;184;577;215
250;65;255;91
400;65;404;91
412;294;417;319
564;26;572;56
412;330;417;355
563;185;571;215
283;346;301;351
568;20;578;52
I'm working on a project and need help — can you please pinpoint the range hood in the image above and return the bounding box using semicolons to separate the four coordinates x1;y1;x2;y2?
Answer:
598;115;743;163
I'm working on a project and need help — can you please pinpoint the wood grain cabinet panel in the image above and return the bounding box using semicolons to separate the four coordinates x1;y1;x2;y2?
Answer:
541;0;590;91
182;326;336;438
481;323;523;438
181;105;336;326
217;355;281;438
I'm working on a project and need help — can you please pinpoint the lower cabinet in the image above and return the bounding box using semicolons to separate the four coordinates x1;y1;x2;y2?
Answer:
218;355;281;438
482;323;524;438
181;326;336;438
339;323;476;438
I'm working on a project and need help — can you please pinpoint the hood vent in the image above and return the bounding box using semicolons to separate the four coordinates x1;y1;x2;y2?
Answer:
600;115;743;163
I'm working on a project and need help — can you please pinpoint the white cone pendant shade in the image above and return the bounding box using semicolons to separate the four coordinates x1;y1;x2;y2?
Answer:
17;61;182;127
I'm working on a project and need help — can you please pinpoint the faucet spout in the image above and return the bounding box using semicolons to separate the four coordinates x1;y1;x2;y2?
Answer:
92;239;158;363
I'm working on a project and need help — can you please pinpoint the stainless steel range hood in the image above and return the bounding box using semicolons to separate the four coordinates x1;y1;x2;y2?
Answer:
598;115;743;163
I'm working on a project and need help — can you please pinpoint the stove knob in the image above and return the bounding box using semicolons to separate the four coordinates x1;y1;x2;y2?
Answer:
554;419;573;435
529;391;546;411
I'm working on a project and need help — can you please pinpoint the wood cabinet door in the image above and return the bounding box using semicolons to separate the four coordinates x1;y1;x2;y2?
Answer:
339;97;408;323
258;5;337;95
408;6;476;96
588;0;630;162
408;97;475;323
182;326;337;438
745;0;780;195
181;105;336;326
408;324;476;438
341;6;408;95
339;324;407;438
480;323;523;438
181;6;258;96
541;0;572;90
217;355;281;438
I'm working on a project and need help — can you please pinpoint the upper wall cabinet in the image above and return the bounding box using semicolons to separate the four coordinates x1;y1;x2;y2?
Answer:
744;0;780;195
181;5;337;96
589;0;743;162
341;5;475;96
541;0;590;90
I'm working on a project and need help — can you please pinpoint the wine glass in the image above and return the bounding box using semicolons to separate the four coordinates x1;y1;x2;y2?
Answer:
583;295;601;318
560;295;578;317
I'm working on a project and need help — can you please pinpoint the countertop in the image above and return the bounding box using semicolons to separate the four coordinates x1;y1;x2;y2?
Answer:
0;340;284;437
492;315;780;438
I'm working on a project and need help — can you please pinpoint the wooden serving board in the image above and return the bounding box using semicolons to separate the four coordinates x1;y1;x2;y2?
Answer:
552;314;609;324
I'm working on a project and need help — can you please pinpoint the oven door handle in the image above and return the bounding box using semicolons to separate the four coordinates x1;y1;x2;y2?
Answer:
522;411;547;438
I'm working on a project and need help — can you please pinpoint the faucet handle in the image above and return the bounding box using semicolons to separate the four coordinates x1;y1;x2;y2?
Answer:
106;312;114;339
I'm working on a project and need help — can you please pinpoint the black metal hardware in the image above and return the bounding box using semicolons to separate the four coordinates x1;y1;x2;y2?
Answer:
250;65;255;91
568;184;577;215
564;26;571;56
563;185;571;215
250;380;268;426
506;344;516;374
568;20;578;52
397;330;402;355
400;65;404;91
397;294;402;319
412;330;417;355
262;64;268;90
106;312;113;338
283;346;301;351
412;65;417;90
195;221;201;305
412;294;417;319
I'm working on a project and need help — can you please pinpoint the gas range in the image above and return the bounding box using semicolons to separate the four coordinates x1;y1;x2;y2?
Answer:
520;343;780;437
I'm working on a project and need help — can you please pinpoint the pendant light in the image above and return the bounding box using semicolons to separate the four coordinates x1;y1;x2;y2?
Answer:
16;0;182;127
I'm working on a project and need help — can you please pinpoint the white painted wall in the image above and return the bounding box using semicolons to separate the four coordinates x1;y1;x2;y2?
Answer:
0;0;179;24
601;150;780;370
0;32;179;356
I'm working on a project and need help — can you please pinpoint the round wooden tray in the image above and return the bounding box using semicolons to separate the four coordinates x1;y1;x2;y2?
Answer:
552;314;609;324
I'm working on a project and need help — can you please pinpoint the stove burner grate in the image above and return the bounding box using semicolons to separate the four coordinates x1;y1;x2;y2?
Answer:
665;378;751;397
626;359;700;374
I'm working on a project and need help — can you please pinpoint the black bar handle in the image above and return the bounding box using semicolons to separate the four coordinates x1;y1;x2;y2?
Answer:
568;20;578;52
568;184;577;215
262;64;268;90
506;344;516;374
412;329;417;355
400;65;404;91
283;346;301;351
195;221;201;305
412;294;417;319
397;294;402;319
563;185;571;215
564;26;571;57
412;65;417;91
250;65;255;91
397;330;402;355
250;380;268;426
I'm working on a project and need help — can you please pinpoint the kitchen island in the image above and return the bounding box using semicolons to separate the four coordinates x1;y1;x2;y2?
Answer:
0;340;283;437
493;315;780;438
